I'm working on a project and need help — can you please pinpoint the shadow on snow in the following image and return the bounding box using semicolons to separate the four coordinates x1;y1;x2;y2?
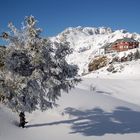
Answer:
26;106;140;136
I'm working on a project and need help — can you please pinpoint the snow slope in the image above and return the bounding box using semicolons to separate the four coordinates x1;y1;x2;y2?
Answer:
1;65;140;140
52;26;140;74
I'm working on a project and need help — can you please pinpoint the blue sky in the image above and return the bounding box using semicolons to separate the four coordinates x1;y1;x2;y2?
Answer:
0;0;140;39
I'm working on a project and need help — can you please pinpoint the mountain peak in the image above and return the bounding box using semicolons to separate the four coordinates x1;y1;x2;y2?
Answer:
59;26;114;37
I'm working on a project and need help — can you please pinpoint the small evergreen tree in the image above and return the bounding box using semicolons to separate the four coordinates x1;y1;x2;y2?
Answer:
0;16;80;113
134;49;140;60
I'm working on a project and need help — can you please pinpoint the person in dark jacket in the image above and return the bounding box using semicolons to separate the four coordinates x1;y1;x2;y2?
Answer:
19;112;28;128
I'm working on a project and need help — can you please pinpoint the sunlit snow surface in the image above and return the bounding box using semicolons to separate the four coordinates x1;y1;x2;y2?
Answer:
1;60;140;140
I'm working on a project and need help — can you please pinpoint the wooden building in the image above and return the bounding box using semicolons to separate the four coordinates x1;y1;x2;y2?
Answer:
104;38;139;54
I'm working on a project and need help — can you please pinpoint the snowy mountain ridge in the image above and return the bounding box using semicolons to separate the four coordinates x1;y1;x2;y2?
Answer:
51;26;140;75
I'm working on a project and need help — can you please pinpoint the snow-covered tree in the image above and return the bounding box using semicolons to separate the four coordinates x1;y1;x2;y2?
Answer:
134;49;140;60
0;16;80;113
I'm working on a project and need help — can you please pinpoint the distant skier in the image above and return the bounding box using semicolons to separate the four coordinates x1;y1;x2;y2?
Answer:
19;112;28;128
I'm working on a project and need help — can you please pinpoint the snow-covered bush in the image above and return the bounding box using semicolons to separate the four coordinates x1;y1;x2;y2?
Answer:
107;64;115;72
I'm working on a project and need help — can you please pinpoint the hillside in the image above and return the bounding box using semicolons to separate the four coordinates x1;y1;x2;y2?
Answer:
51;26;140;75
